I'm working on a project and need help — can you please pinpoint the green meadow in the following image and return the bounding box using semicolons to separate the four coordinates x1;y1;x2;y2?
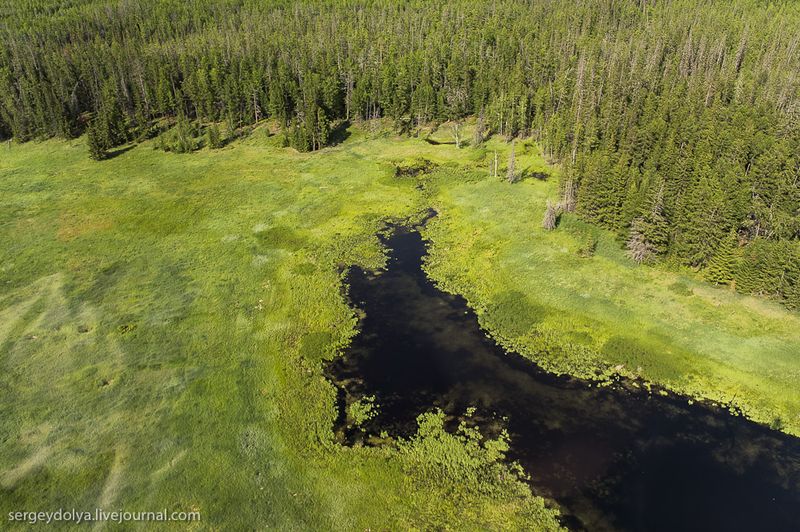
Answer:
1;123;798;528
0;127;561;530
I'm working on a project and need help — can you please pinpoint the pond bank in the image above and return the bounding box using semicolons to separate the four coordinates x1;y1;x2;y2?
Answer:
326;217;800;531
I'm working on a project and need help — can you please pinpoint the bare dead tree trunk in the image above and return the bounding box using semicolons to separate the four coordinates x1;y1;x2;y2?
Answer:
562;177;577;212
253;90;261;122
474;109;485;146
507;141;517;183
452;121;461;148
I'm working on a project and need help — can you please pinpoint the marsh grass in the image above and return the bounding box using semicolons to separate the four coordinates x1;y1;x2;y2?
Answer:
0;128;562;530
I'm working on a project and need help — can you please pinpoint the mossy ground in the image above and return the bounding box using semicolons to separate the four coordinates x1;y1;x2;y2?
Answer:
1;121;798;528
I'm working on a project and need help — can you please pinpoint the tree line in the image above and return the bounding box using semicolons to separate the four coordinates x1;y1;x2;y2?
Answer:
1;0;798;308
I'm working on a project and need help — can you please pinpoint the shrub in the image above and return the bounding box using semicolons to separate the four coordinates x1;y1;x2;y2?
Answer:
394;158;437;178
155;115;200;153
206;123;225;149
398;410;516;495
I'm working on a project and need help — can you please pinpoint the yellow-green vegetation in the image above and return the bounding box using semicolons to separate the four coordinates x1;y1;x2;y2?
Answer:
0;127;561;530
2;122;799;529
418;128;800;438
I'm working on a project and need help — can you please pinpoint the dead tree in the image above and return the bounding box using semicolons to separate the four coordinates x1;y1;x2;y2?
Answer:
542;200;562;230
507;142;517;183
561;177;576;212
474;109;485;146
451;121;462;148
626;217;655;264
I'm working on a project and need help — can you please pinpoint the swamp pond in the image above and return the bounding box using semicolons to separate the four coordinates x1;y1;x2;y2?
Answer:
325;219;800;531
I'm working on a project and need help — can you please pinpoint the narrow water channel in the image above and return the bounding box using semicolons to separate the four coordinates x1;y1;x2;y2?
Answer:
325;220;800;531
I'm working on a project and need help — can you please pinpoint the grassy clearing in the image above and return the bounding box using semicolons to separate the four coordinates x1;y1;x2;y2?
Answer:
0;128;560;530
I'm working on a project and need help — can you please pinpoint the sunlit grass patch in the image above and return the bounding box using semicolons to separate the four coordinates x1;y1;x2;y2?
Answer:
0;127;562;530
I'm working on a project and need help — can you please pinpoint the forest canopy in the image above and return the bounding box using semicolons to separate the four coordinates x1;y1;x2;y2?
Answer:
1;0;798;307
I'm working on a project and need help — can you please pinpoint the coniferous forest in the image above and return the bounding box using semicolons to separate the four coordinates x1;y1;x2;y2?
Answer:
2;0;798;306
3;2;800;530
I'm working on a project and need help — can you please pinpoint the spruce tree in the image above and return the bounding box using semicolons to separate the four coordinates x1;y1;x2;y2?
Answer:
1;0;800;312
786;278;800;311
172;114;198;153
576;151;610;222
97;81;127;147
206;123;223;149
316;107;330;149
705;230;739;285
86;121;108;160
673;167;727;267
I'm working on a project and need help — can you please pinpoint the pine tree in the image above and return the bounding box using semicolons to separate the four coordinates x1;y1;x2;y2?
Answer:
157;114;199;153
290;114;311;152
96;81;128;147
748;141;790;239
1;0;799;313
673;166;727;267
735;239;797;297
173;115;198;153
576;151;611;221
705;230;739;285
316;107;330;149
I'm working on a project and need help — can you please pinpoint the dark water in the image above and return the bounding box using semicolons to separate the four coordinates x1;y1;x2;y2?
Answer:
325;221;800;531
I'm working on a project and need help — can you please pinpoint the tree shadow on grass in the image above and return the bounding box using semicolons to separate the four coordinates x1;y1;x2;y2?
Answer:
518;168;550;182
328;121;352;147
423;137;456;145
106;145;135;160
